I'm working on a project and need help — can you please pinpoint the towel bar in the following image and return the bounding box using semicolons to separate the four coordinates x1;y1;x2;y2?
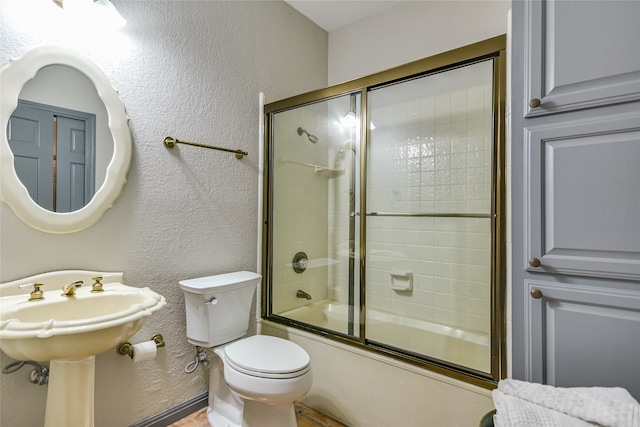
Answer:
164;136;248;159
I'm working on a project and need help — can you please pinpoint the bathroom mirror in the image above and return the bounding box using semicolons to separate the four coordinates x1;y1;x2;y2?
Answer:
0;45;132;233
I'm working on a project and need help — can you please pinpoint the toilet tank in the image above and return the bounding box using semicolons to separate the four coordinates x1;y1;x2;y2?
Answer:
179;271;261;347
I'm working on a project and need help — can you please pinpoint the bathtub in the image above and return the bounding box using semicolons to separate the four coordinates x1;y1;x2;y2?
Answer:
281;300;491;372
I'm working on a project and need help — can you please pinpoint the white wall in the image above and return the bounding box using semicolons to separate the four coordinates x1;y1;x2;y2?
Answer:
0;1;327;426
329;1;510;85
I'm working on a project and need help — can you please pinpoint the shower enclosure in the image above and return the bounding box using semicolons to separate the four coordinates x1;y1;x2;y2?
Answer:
263;36;506;386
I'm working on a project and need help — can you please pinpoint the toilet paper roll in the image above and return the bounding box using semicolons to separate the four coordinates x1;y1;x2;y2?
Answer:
132;341;157;363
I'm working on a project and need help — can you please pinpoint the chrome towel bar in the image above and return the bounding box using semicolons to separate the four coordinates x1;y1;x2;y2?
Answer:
163;136;248;159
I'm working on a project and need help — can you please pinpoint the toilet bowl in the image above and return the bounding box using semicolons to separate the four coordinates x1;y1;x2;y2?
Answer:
210;335;312;427
179;272;312;427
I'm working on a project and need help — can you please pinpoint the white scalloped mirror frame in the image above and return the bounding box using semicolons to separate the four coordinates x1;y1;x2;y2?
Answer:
0;45;131;234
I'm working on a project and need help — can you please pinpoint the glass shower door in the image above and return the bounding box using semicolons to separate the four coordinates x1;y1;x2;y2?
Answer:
365;60;495;372
268;93;361;338
265;36;507;385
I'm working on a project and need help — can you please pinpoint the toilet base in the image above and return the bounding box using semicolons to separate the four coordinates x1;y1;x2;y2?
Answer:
207;401;297;427
206;350;303;427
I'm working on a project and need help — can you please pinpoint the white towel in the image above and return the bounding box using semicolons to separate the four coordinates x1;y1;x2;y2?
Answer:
492;379;640;427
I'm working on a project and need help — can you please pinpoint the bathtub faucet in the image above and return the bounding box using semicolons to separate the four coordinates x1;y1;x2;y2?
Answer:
296;290;312;300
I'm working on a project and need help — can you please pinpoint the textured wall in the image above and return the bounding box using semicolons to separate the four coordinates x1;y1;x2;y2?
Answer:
0;1;327;426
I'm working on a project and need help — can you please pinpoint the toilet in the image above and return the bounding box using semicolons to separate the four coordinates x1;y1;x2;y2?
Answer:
179;271;312;427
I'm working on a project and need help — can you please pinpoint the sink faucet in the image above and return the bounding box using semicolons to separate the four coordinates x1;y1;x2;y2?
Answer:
91;276;105;293
61;280;84;297
296;290;312;300
19;283;46;301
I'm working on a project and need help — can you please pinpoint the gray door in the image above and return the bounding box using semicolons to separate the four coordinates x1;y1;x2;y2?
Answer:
525;114;640;280
56;115;90;212
7;100;95;212
525;280;640;398
7;103;55;210
512;0;640;401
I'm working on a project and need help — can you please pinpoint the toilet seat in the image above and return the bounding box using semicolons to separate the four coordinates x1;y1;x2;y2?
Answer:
223;335;310;379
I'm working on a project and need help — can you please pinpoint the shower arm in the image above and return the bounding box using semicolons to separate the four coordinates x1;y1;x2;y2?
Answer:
163;136;248;159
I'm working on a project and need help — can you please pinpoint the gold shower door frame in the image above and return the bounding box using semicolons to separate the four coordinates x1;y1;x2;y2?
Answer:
263;35;507;388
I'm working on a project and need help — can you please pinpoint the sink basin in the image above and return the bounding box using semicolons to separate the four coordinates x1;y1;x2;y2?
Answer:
2;292;148;323
0;270;166;427
0;282;165;361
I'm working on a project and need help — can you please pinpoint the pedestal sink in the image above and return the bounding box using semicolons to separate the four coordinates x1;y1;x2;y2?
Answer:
0;270;166;427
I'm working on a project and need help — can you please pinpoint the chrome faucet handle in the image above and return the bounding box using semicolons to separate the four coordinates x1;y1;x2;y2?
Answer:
61;280;83;296
19;283;46;301
91;276;104;293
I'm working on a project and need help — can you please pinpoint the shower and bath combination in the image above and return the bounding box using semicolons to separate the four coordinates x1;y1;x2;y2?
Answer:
297;126;318;143
265;36;507;387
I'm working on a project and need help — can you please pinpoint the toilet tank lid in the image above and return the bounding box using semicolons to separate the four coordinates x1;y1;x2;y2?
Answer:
179;271;262;293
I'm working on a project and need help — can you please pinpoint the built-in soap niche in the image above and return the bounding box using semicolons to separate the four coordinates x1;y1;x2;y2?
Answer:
390;272;413;292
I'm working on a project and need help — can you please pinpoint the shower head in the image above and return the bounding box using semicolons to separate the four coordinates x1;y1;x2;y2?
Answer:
297;127;318;144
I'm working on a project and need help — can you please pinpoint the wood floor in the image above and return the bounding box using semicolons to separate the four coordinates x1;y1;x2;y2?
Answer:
169;401;347;427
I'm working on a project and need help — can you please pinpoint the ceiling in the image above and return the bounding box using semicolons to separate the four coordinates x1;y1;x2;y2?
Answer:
284;0;402;32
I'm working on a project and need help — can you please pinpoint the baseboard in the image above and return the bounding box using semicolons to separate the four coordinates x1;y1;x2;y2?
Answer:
129;392;208;427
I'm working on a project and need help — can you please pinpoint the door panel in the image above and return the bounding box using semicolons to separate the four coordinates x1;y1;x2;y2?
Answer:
524;0;640;116
526;280;640;399
57;116;89;212
525;113;640;280
7;103;55;210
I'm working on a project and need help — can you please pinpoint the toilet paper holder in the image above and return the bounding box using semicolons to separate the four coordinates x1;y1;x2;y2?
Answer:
117;334;165;359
